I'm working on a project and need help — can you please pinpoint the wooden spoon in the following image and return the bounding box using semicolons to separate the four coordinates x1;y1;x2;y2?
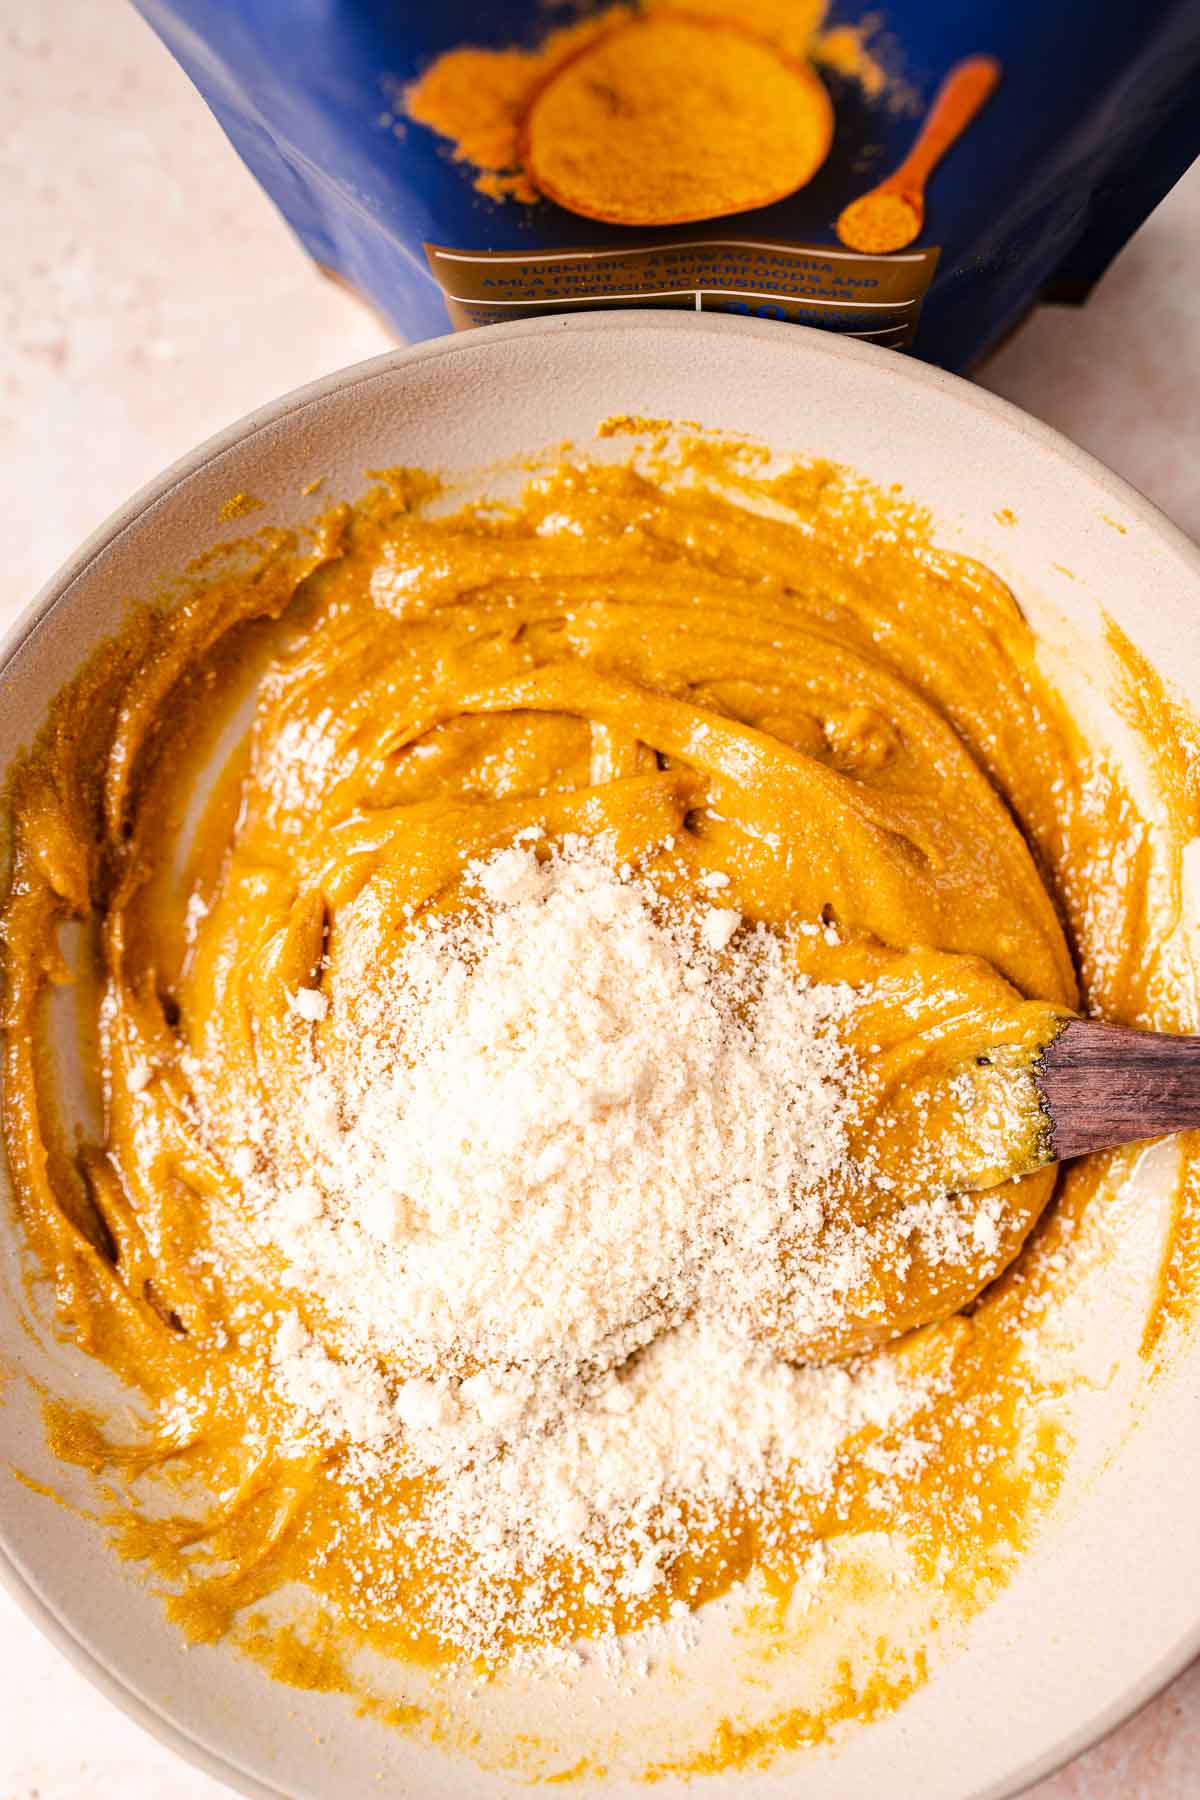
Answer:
836;54;1001;254
1036;1019;1200;1162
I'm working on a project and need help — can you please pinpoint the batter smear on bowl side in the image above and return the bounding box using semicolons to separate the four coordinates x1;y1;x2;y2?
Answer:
3;431;1200;1776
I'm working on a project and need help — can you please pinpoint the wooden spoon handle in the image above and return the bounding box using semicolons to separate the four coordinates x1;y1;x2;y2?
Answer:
888;55;1001;194
1037;1018;1200;1161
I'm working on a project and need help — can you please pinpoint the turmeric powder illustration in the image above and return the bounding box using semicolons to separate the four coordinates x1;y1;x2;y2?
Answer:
836;55;1000;253
521;14;834;226
837;189;923;255
406;2;852;223
406;4;992;244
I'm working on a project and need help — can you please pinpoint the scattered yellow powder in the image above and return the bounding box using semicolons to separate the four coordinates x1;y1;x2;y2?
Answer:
406;13;622;202
813;22;888;99
659;0;828;59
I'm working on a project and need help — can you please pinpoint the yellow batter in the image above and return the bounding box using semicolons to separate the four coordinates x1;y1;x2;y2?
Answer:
1;434;1195;1769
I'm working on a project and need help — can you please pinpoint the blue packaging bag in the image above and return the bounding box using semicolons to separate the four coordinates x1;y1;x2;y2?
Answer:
132;0;1200;370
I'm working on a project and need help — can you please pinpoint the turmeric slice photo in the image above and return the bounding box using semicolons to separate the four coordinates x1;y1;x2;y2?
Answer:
520;12;834;226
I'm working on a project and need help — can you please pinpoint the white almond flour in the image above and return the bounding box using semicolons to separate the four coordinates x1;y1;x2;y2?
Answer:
313;842;861;1372
190;843;956;1662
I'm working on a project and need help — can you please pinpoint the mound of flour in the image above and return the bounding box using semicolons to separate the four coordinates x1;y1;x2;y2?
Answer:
198;842;933;1660
311;841;859;1372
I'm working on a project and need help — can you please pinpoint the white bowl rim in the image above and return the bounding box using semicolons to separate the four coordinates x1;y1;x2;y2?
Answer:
2;309;1199;1800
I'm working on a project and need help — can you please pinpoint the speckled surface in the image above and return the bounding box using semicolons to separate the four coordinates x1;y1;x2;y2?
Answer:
1;4;1198;1795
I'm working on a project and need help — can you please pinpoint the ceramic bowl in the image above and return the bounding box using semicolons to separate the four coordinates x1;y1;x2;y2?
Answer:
3;314;1200;1800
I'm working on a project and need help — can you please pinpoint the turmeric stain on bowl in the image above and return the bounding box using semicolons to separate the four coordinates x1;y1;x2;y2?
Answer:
218;491;264;522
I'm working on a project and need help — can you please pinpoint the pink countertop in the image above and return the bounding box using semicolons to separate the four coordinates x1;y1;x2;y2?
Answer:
2;4;1199;1795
